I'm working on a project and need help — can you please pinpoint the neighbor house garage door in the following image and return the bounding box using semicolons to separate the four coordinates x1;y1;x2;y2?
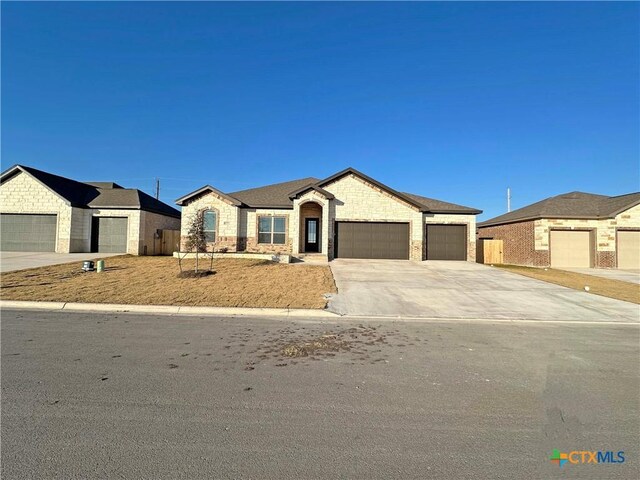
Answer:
335;222;409;259
426;224;467;260
617;231;640;269
92;217;128;253
550;230;592;268
0;214;57;251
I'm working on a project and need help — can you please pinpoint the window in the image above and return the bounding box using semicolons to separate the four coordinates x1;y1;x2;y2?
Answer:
203;210;216;243
258;216;286;244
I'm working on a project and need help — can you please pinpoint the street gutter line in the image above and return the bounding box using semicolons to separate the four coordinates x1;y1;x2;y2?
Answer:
1;300;638;325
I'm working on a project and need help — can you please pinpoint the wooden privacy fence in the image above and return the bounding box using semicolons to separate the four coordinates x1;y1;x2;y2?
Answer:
149;229;180;256
477;239;504;264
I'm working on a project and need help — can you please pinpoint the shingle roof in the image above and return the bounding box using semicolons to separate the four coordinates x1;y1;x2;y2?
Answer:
402;192;482;214
478;191;640;227
228;177;320;208
176;168;482;214
1;164;180;218
85;182;123;189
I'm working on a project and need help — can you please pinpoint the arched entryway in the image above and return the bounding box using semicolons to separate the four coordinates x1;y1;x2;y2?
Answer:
299;201;323;253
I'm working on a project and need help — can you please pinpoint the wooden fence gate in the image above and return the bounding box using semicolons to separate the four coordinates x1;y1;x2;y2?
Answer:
477;239;504;264
160;229;181;256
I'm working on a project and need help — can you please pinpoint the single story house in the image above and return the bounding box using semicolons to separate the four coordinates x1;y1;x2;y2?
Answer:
175;167;481;261
477;191;640;269
0;164;181;255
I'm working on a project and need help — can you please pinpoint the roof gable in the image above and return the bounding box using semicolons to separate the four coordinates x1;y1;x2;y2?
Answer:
1;164;99;206
175;185;242;207
317;167;428;211
228;177;320;208
0;164;180;218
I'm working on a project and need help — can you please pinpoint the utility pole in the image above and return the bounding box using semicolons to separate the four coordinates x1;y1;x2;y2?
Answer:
507;187;511;212
155;178;160;200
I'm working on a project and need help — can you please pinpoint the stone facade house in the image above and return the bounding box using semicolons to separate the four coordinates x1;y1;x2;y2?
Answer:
0;165;181;255
176;167;481;261
477;191;640;269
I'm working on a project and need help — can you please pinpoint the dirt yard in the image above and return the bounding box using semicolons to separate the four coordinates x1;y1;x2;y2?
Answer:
0;256;336;309
496;265;640;304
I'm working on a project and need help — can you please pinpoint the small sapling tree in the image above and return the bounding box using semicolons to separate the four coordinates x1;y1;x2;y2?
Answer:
178;210;213;274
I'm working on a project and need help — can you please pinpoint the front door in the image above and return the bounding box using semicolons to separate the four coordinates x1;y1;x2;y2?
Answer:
304;218;319;252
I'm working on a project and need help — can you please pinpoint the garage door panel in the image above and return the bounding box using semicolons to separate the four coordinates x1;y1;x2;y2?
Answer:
335;222;409;260
550;230;592;268
92;217;128;253
426;225;467;260
617;231;640;270
0;214;57;252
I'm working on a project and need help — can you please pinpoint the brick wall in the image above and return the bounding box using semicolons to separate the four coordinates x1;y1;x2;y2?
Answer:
477;221;550;267
478;205;640;268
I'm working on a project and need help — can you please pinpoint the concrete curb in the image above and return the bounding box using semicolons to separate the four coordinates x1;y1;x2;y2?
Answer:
0;300;339;318
1;300;638;325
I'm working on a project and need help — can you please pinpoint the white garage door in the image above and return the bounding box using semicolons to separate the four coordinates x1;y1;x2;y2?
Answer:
550;230;592;268
617;231;640;270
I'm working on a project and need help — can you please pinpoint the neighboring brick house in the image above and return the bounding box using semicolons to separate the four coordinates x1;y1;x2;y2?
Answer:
176;167;481;261
477;191;640;269
0;165;181;255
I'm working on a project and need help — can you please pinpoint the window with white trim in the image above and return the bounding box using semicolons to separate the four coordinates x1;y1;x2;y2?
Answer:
258;216;286;244
203;210;216;243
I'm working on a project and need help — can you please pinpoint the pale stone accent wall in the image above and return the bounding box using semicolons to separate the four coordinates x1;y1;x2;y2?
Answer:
323;173;424;260
91;209;142;255
534;204;640;253
0;172;73;253
424;213;477;261
291;190;330;255
179;191;240;252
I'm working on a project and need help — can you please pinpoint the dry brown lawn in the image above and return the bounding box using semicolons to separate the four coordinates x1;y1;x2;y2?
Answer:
496;264;640;304
1;255;336;309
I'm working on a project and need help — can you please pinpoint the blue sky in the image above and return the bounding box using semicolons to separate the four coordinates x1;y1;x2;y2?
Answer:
2;2;638;220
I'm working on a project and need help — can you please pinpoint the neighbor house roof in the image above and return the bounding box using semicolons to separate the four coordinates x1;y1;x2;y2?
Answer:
175;167;481;214
478;191;640;228
0;164;180;218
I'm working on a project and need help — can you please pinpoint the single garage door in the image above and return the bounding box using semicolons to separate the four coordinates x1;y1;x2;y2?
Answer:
92;217;128;253
426;224;467;260
0;213;57;251
550;230;592;268
617;231;640;269
335;222;409;259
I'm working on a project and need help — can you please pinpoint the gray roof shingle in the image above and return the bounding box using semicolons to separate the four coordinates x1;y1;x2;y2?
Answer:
176;168;482;214
478;191;640;227
1;165;180;218
228;177;320;208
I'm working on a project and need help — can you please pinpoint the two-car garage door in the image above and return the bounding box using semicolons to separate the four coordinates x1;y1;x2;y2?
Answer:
335;222;409;259
0;214;57;251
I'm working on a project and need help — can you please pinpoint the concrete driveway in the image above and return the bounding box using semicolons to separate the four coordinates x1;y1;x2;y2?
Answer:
0;252;123;273
328;260;640;322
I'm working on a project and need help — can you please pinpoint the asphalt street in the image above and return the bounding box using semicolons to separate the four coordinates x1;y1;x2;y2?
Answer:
1;309;639;479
